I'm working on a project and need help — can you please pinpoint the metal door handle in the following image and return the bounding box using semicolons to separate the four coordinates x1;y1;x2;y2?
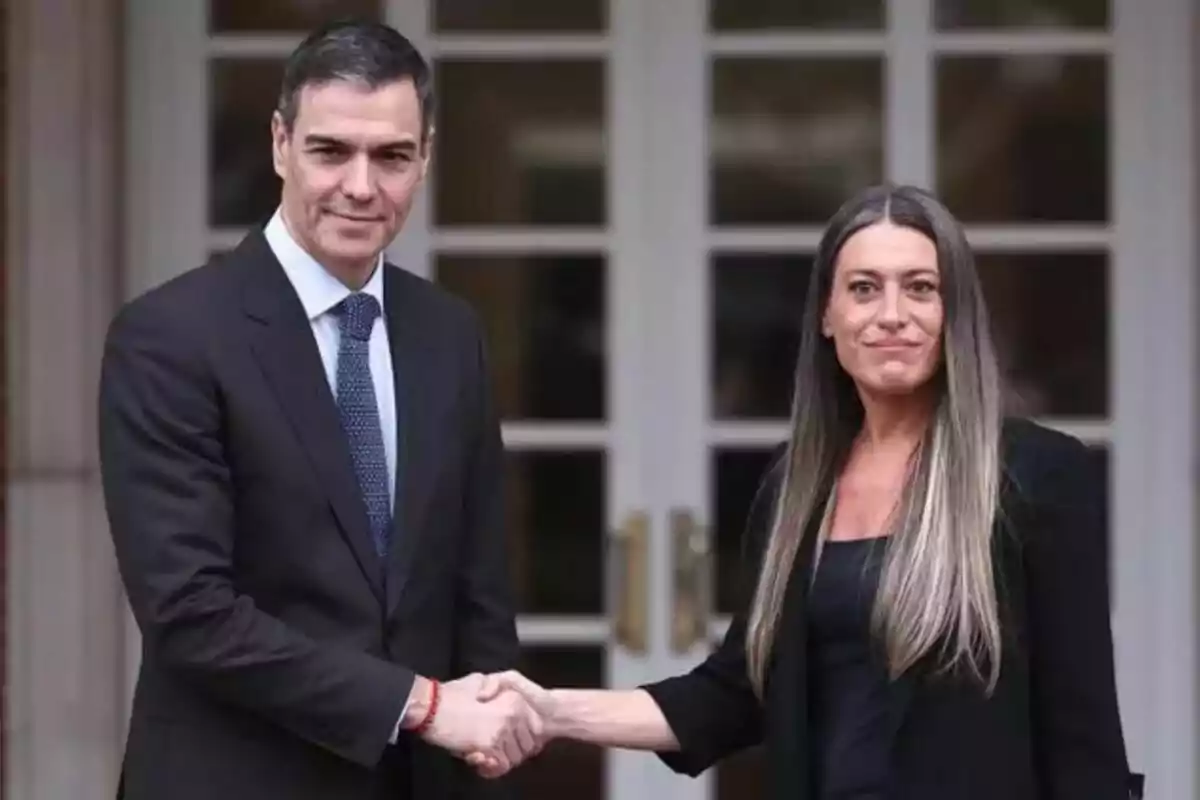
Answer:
610;511;650;654
670;508;712;653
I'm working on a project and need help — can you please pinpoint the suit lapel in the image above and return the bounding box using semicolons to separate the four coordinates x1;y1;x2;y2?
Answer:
383;267;438;615
238;232;386;603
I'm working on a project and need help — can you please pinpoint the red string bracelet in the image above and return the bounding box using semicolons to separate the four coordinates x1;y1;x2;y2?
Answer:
413;679;441;736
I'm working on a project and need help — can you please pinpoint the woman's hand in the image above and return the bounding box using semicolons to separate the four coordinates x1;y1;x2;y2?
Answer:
465;671;556;778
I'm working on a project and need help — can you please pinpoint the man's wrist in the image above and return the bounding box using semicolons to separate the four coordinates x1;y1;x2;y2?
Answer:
400;676;434;731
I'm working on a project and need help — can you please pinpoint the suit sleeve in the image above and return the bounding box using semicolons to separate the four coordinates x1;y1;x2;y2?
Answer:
450;317;521;797
98;302;413;769
640;451;784;777
1025;435;1134;799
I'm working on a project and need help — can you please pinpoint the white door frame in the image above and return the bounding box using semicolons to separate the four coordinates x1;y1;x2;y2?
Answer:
1109;0;1197;796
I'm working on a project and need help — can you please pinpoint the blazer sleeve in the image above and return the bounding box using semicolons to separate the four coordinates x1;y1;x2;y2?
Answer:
450;318;520;677
1024;433;1133;799
98;301;413;769
449;317;521;800
640;449;784;777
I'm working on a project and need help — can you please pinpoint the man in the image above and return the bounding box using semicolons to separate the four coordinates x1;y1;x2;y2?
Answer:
99;20;539;800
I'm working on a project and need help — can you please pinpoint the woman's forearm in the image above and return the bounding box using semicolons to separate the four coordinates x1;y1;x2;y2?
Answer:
544;689;680;751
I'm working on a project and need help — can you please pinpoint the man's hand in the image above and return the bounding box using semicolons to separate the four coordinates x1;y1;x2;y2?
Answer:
466;671;557;778
403;674;544;774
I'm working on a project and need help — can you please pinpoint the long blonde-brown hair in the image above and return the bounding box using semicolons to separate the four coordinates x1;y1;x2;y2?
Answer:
745;184;1004;695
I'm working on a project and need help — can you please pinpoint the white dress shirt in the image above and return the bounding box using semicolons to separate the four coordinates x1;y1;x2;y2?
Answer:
265;209;397;511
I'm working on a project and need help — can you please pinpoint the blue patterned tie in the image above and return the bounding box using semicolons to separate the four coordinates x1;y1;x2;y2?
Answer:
334;293;392;558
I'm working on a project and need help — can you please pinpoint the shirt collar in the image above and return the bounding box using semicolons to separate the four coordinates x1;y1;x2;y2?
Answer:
264;207;386;321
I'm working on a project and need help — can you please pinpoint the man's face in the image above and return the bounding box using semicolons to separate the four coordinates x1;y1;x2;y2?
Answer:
271;77;431;281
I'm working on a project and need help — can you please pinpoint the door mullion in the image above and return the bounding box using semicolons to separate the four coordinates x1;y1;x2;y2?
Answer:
885;0;933;187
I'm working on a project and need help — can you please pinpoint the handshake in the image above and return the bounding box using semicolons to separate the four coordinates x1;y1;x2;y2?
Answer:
403;670;556;778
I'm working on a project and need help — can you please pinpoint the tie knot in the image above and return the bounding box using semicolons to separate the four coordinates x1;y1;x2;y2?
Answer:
336;293;381;342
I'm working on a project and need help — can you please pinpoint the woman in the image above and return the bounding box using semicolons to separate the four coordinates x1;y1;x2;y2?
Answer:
473;184;1139;799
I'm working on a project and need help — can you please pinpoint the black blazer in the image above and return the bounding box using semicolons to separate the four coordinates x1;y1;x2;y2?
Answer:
644;419;1141;799
99;230;518;800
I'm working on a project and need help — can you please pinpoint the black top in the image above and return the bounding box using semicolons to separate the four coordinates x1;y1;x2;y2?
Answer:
642;418;1140;800
807;537;898;800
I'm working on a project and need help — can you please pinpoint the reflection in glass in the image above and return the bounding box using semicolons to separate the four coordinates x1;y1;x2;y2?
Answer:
978;252;1108;417
434;60;606;226
711;59;883;225
711;0;883;30
937;56;1108;222
436;255;605;420
210;59;285;227
714;448;780;615
513;647;605;800
934;0;1108;29
713;254;812;420
434;0;606;32
210;0;381;33
503;452;605;614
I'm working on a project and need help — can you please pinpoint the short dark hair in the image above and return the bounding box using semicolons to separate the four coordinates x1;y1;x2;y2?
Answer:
276;19;434;140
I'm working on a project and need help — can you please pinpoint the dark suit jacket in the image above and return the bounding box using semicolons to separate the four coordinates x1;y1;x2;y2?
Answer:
644;419;1142;799
98;230;518;800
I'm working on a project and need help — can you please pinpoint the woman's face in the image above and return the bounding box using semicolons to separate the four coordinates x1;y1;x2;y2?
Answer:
822;220;945;397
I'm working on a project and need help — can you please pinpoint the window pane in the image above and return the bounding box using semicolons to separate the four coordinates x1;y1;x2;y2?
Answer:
937;56;1108;222
436;255;605;421
713;448;781;615
210;0;382;33
935;0;1108;29
979;252;1108;417
711;0;883;29
512;646;606;800
712;254;811;420
711;59;884;225
210;59;285;228
434;0;606;32
434;61;606;227
504;452;605;614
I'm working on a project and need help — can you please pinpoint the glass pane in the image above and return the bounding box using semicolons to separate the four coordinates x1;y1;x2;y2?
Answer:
210;0;381;33
712;0;883;30
436;255;605;420
504;452;605;614
435;0;605;32
434;61;605;227
210;59;284;227
714;448;781;615
979;252;1108;417
712;59;884;225
512;647;605;799
713;254;811;420
935;0;1108;29
936;56;1108;223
